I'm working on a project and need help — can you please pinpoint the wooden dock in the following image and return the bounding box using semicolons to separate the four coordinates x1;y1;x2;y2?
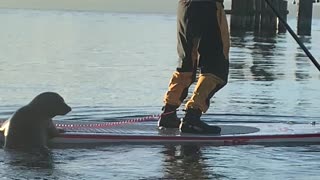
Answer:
228;0;317;36
0;0;317;35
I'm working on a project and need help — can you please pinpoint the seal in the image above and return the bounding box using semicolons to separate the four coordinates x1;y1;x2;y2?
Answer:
0;92;71;151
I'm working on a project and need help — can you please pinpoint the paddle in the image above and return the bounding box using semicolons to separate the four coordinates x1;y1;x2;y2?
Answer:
264;0;320;72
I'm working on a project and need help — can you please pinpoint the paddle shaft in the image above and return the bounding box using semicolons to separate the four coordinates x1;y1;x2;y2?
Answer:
264;0;320;72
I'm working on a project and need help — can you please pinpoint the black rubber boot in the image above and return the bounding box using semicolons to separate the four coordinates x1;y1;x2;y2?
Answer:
180;108;221;134
158;104;181;129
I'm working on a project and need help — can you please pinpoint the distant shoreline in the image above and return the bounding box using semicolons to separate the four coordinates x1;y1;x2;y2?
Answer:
0;0;177;14
0;0;319;18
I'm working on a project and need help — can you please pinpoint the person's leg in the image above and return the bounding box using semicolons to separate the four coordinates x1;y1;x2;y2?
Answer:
180;1;230;134
159;71;193;129
159;0;201;129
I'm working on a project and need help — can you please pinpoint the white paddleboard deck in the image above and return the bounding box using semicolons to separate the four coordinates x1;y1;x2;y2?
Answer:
50;119;320;145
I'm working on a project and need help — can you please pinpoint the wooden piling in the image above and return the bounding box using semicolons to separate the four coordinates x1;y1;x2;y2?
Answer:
260;0;277;35
297;0;313;35
254;0;262;32
278;0;288;33
230;0;289;35
230;0;255;33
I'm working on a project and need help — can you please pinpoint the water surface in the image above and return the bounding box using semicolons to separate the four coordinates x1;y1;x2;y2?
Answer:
0;9;320;179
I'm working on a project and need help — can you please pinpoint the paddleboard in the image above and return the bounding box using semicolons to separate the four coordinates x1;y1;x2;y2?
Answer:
52;118;320;146
1;117;320;146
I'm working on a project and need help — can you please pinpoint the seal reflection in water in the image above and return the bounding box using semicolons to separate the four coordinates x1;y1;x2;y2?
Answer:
0;92;71;152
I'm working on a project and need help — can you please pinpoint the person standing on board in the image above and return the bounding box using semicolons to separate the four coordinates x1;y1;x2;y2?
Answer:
158;0;230;134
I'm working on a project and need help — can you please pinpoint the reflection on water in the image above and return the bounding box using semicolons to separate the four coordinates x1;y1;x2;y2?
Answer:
0;9;319;180
162;145;208;179
161;145;228;180
0;150;55;179
223;25;320;117
231;31;316;82
3;150;54;169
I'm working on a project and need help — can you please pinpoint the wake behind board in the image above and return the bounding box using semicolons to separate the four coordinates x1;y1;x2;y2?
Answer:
49;118;320;146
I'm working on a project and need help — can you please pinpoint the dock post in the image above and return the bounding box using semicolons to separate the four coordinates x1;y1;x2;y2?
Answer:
230;0;255;34
254;0;262;32
260;0;277;35
297;0;313;35
278;0;288;33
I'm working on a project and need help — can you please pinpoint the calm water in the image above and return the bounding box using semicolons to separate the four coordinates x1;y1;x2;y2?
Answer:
0;8;320;180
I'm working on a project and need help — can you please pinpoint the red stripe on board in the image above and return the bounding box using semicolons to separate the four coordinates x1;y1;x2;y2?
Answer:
59;133;320;141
